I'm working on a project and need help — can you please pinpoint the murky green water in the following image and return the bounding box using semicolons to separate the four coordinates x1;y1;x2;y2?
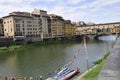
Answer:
0;38;115;79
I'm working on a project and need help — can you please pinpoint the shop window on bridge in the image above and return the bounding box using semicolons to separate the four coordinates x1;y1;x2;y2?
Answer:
107;28;111;33
97;29;101;32
102;28;107;33
93;29;97;34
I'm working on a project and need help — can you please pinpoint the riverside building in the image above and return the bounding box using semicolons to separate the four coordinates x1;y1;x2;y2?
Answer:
71;23;77;37
0;19;4;36
3;9;49;42
49;14;65;39
32;9;49;39
64;20;77;38
2;9;77;42
64;20;73;37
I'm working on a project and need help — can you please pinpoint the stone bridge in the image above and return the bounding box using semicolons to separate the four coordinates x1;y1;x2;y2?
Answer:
76;22;120;38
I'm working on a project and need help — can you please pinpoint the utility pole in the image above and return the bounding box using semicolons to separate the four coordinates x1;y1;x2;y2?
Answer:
83;36;89;71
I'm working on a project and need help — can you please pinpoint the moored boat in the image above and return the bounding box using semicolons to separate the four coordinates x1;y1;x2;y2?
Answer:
58;67;79;80
53;67;79;80
57;66;68;75
53;67;71;79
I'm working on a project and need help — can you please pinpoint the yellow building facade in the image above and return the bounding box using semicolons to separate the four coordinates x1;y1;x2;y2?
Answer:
64;20;77;37
71;23;77;36
64;20;72;37
49;14;64;38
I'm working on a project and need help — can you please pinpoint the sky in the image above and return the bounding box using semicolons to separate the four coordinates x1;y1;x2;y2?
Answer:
0;0;120;23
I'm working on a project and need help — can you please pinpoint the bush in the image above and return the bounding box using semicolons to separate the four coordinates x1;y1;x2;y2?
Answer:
93;59;102;65
103;51;110;60
93;51;110;65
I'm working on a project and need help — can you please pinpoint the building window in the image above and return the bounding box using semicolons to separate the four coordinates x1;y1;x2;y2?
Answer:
39;28;41;30
16;24;20;27
23;28;24;30
27;25;32;27
16;19;20;23
16;28;20;32
27;21;31;23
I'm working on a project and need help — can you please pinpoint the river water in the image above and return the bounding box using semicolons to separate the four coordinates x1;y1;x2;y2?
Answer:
0;36;116;79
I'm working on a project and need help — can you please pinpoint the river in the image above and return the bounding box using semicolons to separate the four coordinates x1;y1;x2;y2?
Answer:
0;35;116;79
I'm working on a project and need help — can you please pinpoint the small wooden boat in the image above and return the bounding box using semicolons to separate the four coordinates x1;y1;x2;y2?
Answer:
53;67;71;79
59;67;79;80
57;66;68;76
53;67;79;80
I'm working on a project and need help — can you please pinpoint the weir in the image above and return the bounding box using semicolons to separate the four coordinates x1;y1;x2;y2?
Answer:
97;37;120;80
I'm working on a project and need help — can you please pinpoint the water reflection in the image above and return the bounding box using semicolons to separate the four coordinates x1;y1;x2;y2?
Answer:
98;35;116;41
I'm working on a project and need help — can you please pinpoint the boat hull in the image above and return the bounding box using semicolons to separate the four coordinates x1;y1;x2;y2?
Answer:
59;67;79;80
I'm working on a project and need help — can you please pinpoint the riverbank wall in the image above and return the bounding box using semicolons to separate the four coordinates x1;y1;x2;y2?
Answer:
97;37;120;80
0;36;84;53
0;35;84;47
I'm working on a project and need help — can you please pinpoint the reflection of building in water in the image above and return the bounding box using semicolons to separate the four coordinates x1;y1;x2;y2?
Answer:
98;35;116;41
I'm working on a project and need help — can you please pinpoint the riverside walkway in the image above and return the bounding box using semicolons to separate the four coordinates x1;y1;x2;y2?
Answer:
97;37;120;80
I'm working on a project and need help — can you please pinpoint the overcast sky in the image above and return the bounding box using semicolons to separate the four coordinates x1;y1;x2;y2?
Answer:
0;0;120;23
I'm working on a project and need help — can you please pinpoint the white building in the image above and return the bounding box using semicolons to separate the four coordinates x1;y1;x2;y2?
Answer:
32;9;49;39
0;19;4;36
3;9;49;42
